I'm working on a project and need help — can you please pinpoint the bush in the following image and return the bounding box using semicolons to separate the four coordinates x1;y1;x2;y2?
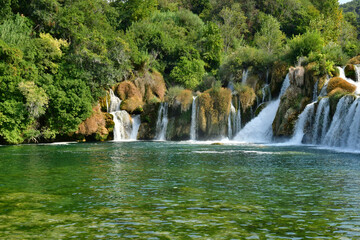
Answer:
166;86;193;112
234;83;256;111
170;57;205;90
287;31;324;64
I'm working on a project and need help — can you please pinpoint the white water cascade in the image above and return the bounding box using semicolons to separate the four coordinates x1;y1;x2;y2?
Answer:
355;65;360;82
155;102;169;141
227;102;236;139
242;69;249;84
233;74;290;143
311;98;330;145
108;89;140;141
313;80;319;101
234;100;242;135
291;94;360;149
338;67;360;94
262;84;272;103
288;102;316;144
190;96;198;140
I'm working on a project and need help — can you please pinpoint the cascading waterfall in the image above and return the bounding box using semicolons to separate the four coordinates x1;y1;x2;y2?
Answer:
155;102;169;141
288;102;316;144
311;98;330;144
338;66;360;94
355;65;360;82
190;96;198;140
319;75;330;97
130;115;141;140
322;96;355;147
242;69;249;84
233;74;290;143
313;80;319;101
108;89;140;141
234;100;242;134
292;94;360;149
262;84;272;103
227;102;236;139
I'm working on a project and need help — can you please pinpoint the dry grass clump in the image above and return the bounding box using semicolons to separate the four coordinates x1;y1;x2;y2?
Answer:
234;83;256;112
327;77;356;94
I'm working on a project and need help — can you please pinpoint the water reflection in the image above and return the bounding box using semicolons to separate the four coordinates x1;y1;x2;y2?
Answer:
0;142;360;238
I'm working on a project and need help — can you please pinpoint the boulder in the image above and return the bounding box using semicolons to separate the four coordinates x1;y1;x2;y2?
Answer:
345;64;356;81
289;66;305;87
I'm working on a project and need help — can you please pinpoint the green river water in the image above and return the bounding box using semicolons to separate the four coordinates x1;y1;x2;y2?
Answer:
1;141;360;239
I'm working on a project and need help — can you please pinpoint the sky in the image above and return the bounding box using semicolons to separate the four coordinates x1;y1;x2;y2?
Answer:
339;0;352;4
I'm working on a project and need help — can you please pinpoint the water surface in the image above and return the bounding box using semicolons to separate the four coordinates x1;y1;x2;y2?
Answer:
1;142;360;239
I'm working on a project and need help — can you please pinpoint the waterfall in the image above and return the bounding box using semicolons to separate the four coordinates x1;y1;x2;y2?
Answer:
319;75;330;97
288;102;316;144
233;74;290;143
130;115;141;140
262;84;271;103
108;89;140;141
155;102;168;141
338;67;360;94
313;80;319;102
355;65;360;82
190;96;198;140
322;96;354;147
311;98;330;144
242;69;249;84
234;100;242;134
228;102;236;139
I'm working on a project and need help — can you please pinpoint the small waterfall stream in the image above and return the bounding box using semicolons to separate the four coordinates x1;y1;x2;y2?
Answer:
108;89;141;141
355;65;360;82
190;96;198;140
234;74;290;143
227;102;236;139
289;102;316;144
242;69;249;84
155;102;169;141
338;67;360;94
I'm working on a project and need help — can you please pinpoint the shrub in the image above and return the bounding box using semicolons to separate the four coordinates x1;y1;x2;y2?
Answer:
287;31;324;64
234;83;256;111
170;57;206;90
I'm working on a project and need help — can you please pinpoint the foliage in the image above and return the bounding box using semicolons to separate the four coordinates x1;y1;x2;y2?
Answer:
254;14;285;57
170;57;206;90
286;31;324;64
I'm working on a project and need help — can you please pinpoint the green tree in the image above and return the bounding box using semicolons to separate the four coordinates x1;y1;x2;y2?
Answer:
254;14;285;57
170;57;205;90
218;3;248;52
112;0;158;30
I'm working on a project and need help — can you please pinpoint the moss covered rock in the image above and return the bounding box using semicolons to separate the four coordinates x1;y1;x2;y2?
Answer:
345;64;356;81
327;77;356;94
137;103;160;140
76;105;112;141
348;55;360;65
166;103;192;140
197;88;231;140
270;61;289;98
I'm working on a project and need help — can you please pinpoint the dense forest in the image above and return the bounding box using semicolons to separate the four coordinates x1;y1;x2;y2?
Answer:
0;0;359;144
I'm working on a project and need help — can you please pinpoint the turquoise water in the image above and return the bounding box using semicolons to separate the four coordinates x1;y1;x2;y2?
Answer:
1;142;360;239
